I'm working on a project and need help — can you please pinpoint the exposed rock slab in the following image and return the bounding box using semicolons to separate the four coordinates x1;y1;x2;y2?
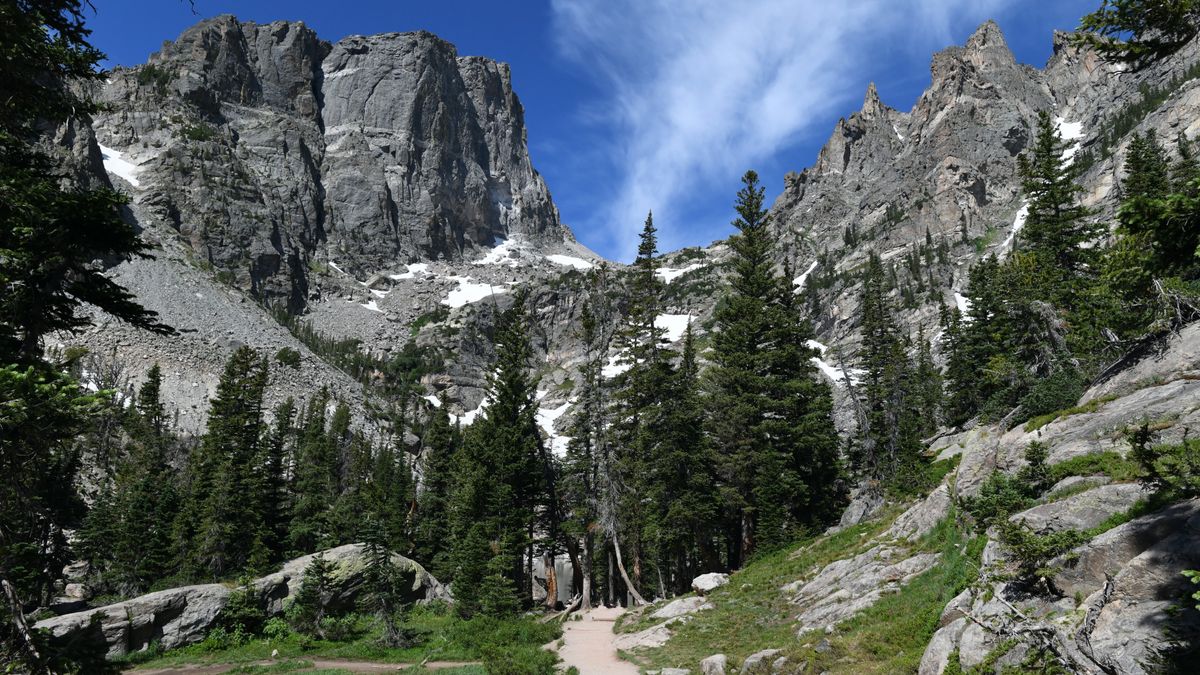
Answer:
651;596;713;620
787;544;940;635
1009;483;1146;534
34;544;446;658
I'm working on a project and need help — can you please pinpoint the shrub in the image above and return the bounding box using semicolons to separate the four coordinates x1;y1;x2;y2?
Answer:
996;520;1086;585
1018;370;1084;426
181;123;216;142
217;578;267;635
962;442;1049;529
481;644;558;675
274;347;301;369
1130;424;1200;498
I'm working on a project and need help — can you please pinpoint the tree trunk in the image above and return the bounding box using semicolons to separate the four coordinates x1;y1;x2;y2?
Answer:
740;509;754;567
611;530;647;606
606;546;615;607
544;551;558;610
567;534;590;611
3;578;45;674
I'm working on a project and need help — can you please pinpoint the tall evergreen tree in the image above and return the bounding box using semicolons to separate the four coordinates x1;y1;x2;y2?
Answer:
289;388;339;553
1017;111;1103;308
413;397;457;581
706;170;843;566
176;347;270;579
856;254;925;485
448;292;548;615
2;5;173;666
609;213;673;597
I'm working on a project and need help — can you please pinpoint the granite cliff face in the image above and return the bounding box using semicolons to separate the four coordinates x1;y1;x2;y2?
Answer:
92;16;567;312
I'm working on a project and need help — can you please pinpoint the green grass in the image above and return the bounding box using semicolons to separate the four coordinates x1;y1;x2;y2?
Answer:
800;513;985;674
1045;451;1141;485
1024;394;1119;432
625;507;902;670
627;497;987;674
121;605;557;672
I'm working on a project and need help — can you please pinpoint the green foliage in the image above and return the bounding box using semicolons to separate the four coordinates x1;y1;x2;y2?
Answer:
1130;428;1200;498
287;554;333;639
962;442;1053;530
1024;394;1119;432
963;473;1035;531
995;520;1086;584
1045;450;1142;484
706;170;845;568
136;64;173;93
410;306;450;335
181;122;217;142
449;292;548;616
361;523;417;648
1017;369;1085;425
274;347;302;369
218;579;268;636
803;515;986;674
854;253;934;489
481;643;558;674
1074;0;1200;68
1184;570;1200;610
174;347;272;579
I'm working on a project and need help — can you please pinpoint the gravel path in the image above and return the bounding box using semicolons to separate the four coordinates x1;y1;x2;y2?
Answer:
557;607;639;674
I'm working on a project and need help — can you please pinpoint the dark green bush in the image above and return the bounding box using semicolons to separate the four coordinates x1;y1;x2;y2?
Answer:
274;347;301;369
1017;370;1084;426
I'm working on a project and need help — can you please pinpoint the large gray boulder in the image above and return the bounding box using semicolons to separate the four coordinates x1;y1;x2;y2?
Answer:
739;648;782;674
700;653;728;675
33;584;231;659
34;544;447;658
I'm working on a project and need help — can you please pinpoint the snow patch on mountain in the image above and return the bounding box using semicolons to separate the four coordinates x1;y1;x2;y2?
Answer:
793;260;819;291
443;277;505;308
657;263;704;283
98;144;141;187
807;339;864;385
546;254;594;270
655;314;693;343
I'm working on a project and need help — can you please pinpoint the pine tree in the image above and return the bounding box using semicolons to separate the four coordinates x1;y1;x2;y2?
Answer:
287;553;333;638
448;292;547;615
289;388;339;553
361;521;415;647
857;254;924;485
176;347;270;579
413;398;457;581
258;398;295;561
652;323;720;591
1124;130;1171;200
1;5;174;666
706;170;843;565
609;212;674;597
1075;0;1200;67
1017;112;1102;307
562;268;616;609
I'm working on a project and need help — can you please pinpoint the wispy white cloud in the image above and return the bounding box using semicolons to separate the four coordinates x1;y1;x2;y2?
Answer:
550;0;1012;260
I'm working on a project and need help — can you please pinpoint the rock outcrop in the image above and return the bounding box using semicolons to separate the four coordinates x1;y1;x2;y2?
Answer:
34;544;448;658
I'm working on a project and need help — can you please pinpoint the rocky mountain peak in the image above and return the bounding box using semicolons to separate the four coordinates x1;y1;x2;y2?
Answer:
859;81;888;121
92;15;570;310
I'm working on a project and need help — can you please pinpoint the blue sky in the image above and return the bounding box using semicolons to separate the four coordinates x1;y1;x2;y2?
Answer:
86;0;1098;261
